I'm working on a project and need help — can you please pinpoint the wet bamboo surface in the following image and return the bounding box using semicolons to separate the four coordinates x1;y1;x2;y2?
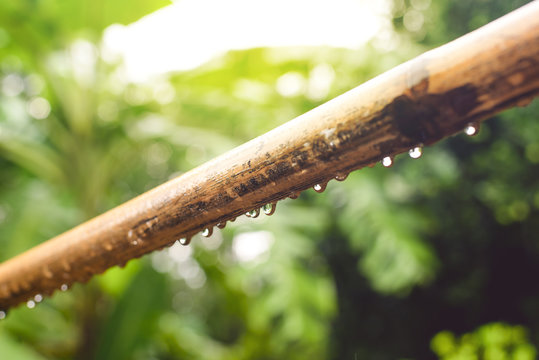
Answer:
1;1;538;311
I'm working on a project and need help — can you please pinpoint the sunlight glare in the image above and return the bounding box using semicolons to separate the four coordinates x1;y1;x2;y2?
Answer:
233;231;274;263
102;0;391;81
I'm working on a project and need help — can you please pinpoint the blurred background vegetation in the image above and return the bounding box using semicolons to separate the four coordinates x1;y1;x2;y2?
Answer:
0;0;538;359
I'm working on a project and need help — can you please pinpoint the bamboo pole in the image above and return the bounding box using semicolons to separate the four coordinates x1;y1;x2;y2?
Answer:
1;1;538;311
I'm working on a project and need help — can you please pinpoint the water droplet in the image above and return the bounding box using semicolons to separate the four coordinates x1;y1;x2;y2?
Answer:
263;202;277;215
382;156;393;167
313;182;327;193
0;311;6;320
202;227;213;237
335;172;348;181
131;239;139;246
409;146;423;159
179;237;191;246
60;284;68;292
34;294;43;303
289;192;299;199
27;300;35;309
246;208;260;218
217;222;227;229
464;122;479;136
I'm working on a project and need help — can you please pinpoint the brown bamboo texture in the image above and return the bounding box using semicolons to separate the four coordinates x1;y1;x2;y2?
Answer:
1;1;539;311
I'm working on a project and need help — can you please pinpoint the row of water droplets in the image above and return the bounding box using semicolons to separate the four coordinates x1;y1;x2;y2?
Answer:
176;122;481;246
0;283;69;319
379;122;480;169
174;136;406;245
25;283;69;310
176;202;277;246
247;202;277;218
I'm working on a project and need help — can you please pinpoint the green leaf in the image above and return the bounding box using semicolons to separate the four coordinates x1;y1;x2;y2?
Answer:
0;330;48;360
94;264;168;360
0;134;64;183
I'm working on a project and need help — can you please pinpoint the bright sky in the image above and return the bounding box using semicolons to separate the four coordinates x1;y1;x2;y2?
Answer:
102;0;391;81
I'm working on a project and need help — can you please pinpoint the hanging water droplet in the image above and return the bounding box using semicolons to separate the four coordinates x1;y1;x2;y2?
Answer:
409;146;423;159
179;237;191;246
60;284;68;292
335;172;348;181
246;208;260;218
289;192;299;199
217;222;227;229
0;310;6;320
34;294;43;303
313;183;327;193
202;227;213;237
464;122;479;136
263;202;277;215
27;300;35;309
382;156;394;167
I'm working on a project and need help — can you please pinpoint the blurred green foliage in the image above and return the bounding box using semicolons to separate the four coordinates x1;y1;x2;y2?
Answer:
432;323;537;360
0;0;538;359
